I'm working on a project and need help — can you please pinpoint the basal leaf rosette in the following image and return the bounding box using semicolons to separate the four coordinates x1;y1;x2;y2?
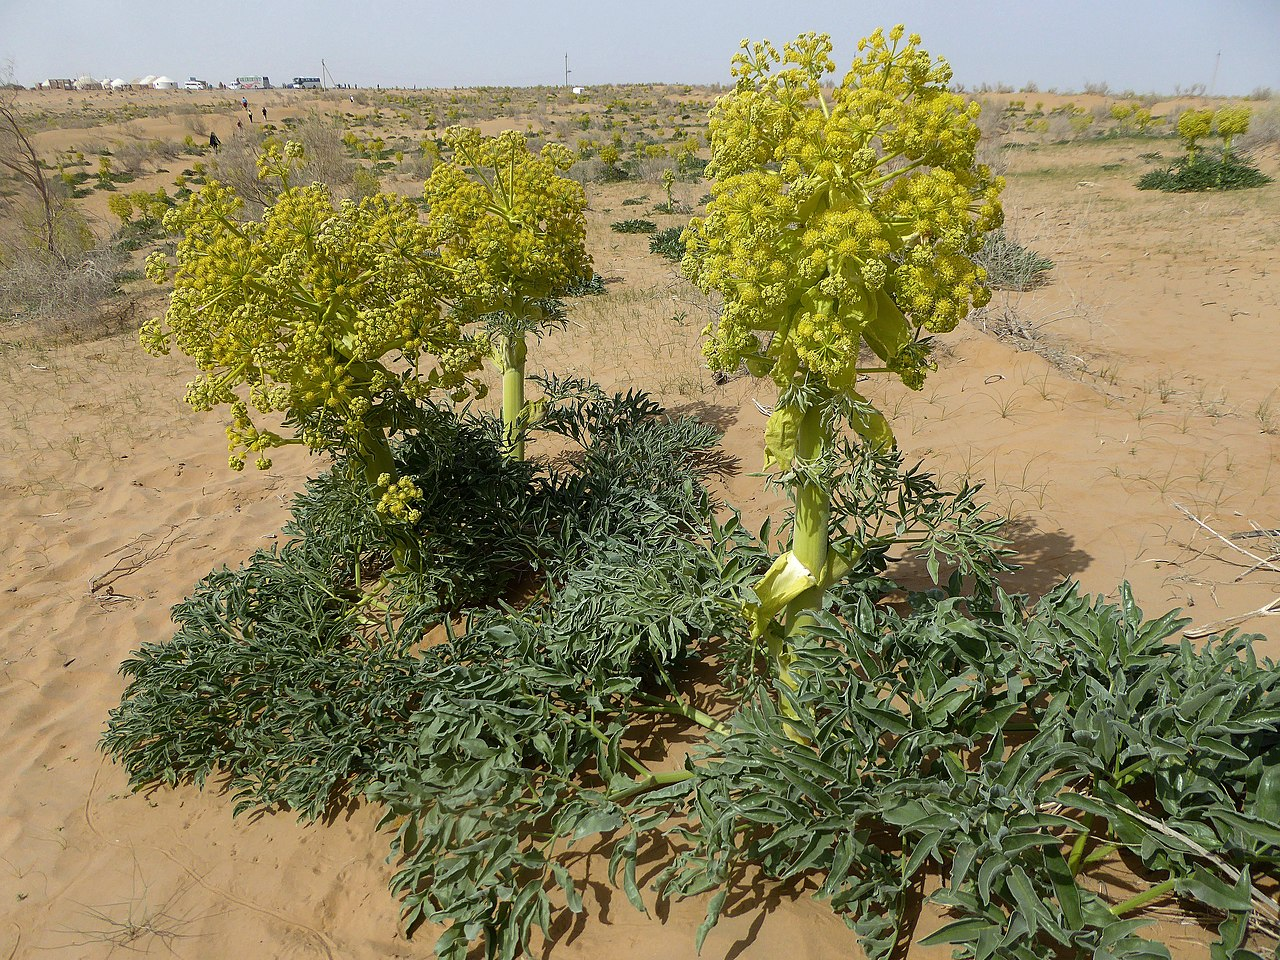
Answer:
423;127;593;457
141;180;486;498
684;28;1003;403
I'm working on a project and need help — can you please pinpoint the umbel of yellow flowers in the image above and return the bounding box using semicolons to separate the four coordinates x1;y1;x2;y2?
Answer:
683;28;1004;697
141;146;486;516
685;27;1002;402
424;128;592;459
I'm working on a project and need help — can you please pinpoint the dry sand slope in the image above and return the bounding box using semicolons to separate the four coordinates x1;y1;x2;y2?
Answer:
3;126;1280;958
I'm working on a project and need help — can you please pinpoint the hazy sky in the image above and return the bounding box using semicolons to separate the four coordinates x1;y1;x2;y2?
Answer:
3;0;1277;95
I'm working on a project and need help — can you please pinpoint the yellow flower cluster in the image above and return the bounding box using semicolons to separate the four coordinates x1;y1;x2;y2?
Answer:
375;473;424;524
1177;109;1214;150
684;27;1003;394
1214;105;1251;143
423;127;592;321
141;177;486;470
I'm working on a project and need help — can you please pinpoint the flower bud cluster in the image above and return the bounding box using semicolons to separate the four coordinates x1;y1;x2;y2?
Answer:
375;473;424;524
1214;105;1251;141
142;168;486;470
1177;109;1214;147
684;27;1003;395
424;127;592;325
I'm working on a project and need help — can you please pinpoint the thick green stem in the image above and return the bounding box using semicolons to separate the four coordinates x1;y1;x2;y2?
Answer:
352;425;418;573
782;402;833;637
1110;876;1178;917
355;427;396;491
608;769;694;805
766;400;833;741
633;693;731;736
1067;814;1098;876
496;334;528;460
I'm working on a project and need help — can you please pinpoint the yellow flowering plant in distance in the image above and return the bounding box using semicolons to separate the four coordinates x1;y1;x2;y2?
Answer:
1214;104;1251;159
142;142;486;529
423;127;592;459
1176;108;1214;159
683;27;1003;691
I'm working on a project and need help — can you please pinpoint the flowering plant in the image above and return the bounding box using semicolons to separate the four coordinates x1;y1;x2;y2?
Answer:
424;128;591;458
142;144;485;520
684;28;1003;686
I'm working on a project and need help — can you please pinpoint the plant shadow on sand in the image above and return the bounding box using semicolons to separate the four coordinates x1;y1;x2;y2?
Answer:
890;517;1092;600
539;831;824;960
669;400;740;434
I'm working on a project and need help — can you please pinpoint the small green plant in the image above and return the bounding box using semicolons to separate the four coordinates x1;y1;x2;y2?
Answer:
106;193;133;224
1137;151;1272;192
559;271;606;297
648;225;687;261
975;230;1055;290
610;217;656;234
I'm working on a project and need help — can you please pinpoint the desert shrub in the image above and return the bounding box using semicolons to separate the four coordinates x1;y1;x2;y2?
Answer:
0;241;124;327
210;121;358;215
648;225;687;261
975;229;1055;290
1137;150;1273;192
973;96;1010;173
207;128;272;215
598;162;635;182
290;112;356;190
610;217;656;234
1239;98;1280;150
634;154;678;183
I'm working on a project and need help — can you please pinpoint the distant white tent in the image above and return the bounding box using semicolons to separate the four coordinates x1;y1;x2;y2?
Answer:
73;75;99;90
111;78;129;90
138;75;158;87
153;76;177;90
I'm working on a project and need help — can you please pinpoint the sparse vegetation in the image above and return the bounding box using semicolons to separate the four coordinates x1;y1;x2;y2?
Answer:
648;224;686;261
976;230;1055;290
610;217;657;233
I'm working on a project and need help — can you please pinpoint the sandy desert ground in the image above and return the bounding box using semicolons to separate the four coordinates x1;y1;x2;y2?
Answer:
2;85;1279;958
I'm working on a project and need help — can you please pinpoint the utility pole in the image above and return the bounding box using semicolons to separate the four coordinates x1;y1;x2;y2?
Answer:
1209;50;1220;96
564;53;570;90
